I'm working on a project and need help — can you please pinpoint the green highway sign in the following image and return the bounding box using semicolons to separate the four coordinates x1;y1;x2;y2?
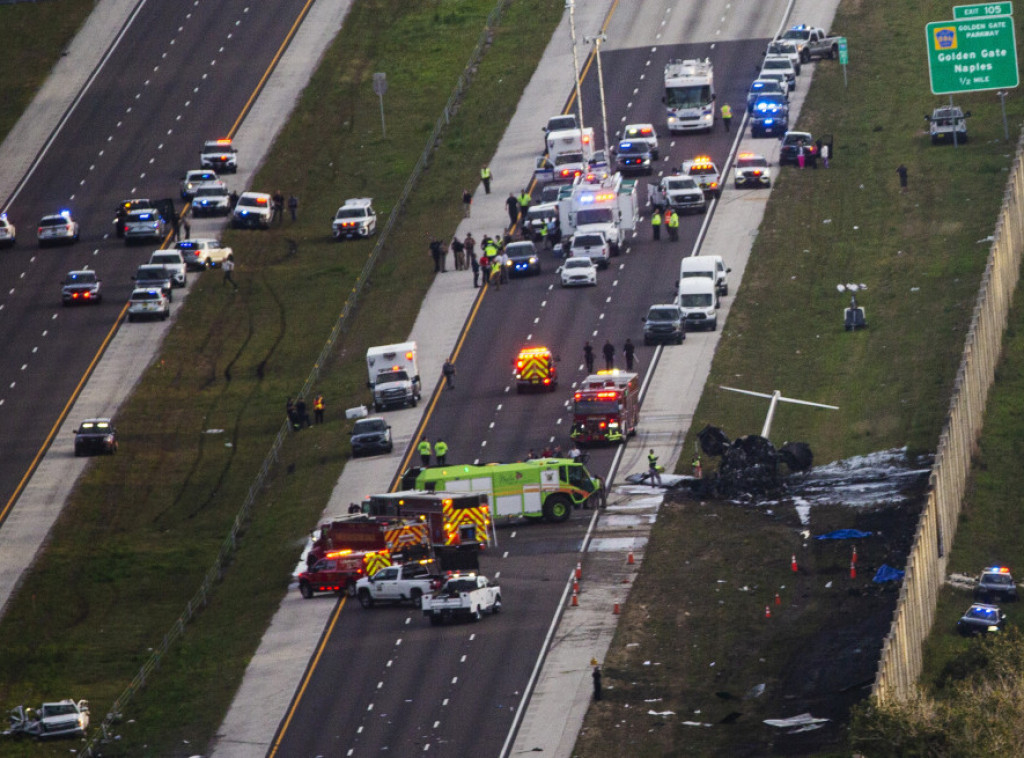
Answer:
954;2;1013;19
838;37;848;65
926;16;1019;93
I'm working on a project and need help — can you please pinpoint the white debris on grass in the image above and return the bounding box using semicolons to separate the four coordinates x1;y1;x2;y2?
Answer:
682;720;711;726
764;713;830;728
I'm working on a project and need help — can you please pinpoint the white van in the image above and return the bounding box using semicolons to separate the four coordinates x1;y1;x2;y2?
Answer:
680;255;731;296
676;277;718;331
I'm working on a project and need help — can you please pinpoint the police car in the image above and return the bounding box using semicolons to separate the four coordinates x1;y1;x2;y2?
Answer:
0;213;15;248
180;169;219;199
614;140;654;176
122;208;166;244
760;55;797;91
200;138;237;172
681;156;722;198
231;191;272;229
956;603;1006;637
749;95;789;137
505;240;541;277
61;268;102;305
622;123;659;159
175;238;233;270
332;198;377;240
74;418;118;456
746;79;788;113
37;211;80;247
733;153;772;189
974;566;1018;603
127;287;170;322
190;181;232;216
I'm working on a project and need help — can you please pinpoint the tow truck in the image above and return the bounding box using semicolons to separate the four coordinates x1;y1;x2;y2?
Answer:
571;370;641;445
681;156;722;198
515;346;558;392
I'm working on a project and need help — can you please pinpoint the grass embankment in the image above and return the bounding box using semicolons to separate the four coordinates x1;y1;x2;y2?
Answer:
574;0;1024;754
0;1;562;755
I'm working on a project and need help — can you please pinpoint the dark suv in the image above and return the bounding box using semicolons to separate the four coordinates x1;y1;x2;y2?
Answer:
350;417;393;458
74;418;118;456
614;140;653;175
779;131;818;167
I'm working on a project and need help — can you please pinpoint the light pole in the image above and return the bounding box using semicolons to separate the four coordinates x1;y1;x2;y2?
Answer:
586;33;609;155
566;0;585;134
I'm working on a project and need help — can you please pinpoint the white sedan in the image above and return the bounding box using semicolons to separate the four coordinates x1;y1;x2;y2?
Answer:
558;256;598;287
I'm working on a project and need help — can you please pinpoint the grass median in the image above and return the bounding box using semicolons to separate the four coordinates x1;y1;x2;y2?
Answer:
0;0;562;755
573;0;1024;755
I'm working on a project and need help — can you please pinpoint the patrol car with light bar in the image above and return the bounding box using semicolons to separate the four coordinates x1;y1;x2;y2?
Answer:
681;156;722;198
200;138;237;172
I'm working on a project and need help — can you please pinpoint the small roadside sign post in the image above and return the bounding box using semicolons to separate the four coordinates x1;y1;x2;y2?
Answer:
838;37;848;87
373;73;388;138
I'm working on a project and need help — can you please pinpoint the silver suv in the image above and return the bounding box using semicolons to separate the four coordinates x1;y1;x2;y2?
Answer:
927;106;970;145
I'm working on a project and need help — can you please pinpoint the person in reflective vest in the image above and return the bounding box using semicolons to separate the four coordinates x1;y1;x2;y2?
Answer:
651;209;662;241
666;209;679;242
720;103;732;132
435;439;449;466
490;258;502;289
313;394;325;424
480;165;492;194
418;439;432;467
648;450;662;486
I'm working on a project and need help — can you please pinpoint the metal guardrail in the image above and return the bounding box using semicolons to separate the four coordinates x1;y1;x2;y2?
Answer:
81;1;512;754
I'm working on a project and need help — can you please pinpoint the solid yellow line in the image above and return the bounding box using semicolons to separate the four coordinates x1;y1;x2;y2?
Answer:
228;0;317;139
0;301;129;527
268;596;348;757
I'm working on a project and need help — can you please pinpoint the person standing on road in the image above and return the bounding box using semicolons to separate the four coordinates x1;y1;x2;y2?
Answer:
517;189;531;219
498;248;510;285
183;218;191;240
418;438;432;467
720;102;732;133
896;164;908;192
222;254;238;290
480;165;492;194
287;194;299;221
442;360;456;390
648;449;662;485
489;257;502;289
313;394;325;424
602;340;615;370
651;208;662;241
623;338;636;371
470;250;481;287
506;193;519;228
666;208;679;242
584;341;595;374
435;439;449;466
462;188;473;217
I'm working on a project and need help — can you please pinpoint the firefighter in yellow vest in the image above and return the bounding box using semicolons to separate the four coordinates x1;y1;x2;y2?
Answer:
435;439;449;466
666;208;680;242
651;208;662;241
480;164;492;194
418;438;432;467
313;394;325;424
720;102;733;133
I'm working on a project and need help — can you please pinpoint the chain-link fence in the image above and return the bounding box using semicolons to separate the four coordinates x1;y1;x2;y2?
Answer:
81;1;513;754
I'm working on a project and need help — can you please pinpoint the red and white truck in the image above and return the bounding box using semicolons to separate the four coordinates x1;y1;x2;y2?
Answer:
570;370;641;445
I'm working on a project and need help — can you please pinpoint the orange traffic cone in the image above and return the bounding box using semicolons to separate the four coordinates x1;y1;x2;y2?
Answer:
613;602;620;615
791;554;798;572
774;592;781;606
765;605;771;619
627;551;635;565
573;579;580;594
571;591;579;607
850;562;857;579
852;546;858;564
575;562;582;581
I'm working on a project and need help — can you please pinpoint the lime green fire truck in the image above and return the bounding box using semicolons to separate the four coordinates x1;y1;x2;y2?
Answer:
401;458;602;523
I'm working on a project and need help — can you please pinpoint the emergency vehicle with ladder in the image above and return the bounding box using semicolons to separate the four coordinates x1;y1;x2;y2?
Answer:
571;370;641;445
514;346;558;392
402;459;602;523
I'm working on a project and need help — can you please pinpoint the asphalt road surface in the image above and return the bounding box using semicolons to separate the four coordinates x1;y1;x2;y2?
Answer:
271;1;790;754
0;0;311;525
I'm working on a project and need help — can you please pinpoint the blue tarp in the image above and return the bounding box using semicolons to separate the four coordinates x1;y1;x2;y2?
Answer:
814;529;872;541
873;564;905;584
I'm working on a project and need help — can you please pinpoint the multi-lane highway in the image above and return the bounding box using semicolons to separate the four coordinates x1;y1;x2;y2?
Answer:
269;2;794;755
0;0;313;523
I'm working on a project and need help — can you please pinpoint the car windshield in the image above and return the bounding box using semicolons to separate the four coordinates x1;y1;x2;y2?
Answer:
573;235;605;248
41;704;78;717
527;208;555;222
445;579;478;593
754;96;787;110
665;84;712;109
617;143;647;155
554;153;583;167
195;187;226;198
506;243;535;257
784;134;812;146
665;178;698;191
983;573;1014;585
682;270;714;279
137;268;169;281
151;255;179;265
40;217;69;227
377;369;408;383
133;291;160;301
738;156;769;169
355;419;387;434
574;398;620;414
966;606;1000;621
566;259;592;269
781;29;811;42
687;165;717;177
336;207;368;219
763;59;791;71
66;272;97;284
547;117;577;131
648;308;679;321
79;422;110;432
679;293;713;307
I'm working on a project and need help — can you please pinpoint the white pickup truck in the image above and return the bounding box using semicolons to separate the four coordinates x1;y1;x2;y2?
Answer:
355;560;442;608
422;573;502;625
778;25;841;62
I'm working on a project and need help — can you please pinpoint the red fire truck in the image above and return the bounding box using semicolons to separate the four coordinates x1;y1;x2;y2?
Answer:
570;370;641;445
514;346;558;392
361;490;494;550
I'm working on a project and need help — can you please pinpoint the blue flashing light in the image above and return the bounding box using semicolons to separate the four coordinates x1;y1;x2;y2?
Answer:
619;141;633;149
579;193;595;205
